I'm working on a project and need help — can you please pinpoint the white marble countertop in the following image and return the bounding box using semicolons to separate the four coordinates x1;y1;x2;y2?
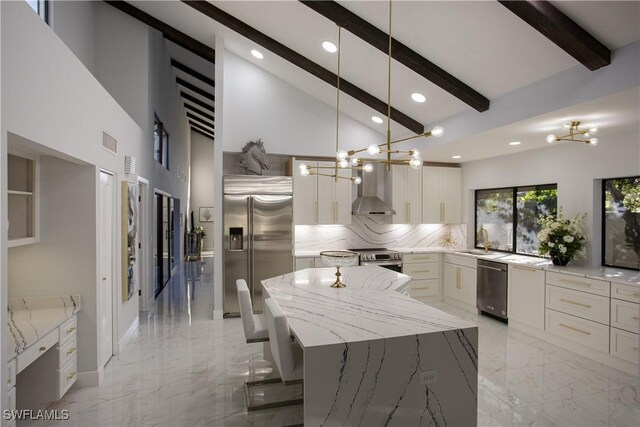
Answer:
261;266;475;349
7;295;81;358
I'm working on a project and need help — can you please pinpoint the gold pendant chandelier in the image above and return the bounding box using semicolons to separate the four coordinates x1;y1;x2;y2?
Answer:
546;121;599;145
300;0;444;182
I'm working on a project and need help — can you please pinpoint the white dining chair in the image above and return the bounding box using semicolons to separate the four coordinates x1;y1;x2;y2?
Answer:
236;279;269;343
243;297;304;412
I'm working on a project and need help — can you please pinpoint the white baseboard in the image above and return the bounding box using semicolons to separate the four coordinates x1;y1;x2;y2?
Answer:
76;367;103;388
115;316;139;355
213;309;224;320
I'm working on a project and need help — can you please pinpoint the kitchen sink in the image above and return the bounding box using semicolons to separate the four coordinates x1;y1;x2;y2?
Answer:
456;249;490;255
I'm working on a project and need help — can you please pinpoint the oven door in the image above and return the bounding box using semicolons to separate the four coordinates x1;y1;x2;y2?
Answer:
360;261;403;273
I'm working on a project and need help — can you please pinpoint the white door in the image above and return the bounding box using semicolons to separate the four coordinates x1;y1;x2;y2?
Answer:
292;159;317;225
440;167;461;223
99;171;114;367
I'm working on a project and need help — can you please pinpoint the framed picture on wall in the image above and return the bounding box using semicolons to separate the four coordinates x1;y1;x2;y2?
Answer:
199;207;213;222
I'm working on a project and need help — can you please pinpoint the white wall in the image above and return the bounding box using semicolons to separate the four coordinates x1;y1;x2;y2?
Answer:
190;131;215;250
50;0;96;74
461;128;640;264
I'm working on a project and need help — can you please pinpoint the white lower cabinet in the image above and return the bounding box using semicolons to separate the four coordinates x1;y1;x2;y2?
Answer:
443;257;476;309
545;308;610;353
403;253;440;300
610;298;639;334
610;327;639;364
508;265;545;330
546;284;610;325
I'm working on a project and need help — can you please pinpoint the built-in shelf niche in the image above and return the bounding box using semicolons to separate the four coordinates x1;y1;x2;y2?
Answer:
8;153;38;247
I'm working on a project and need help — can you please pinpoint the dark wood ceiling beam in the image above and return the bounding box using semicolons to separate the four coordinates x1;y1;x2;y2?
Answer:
189;120;215;134
171;59;215;87
498;1;610;71
300;0;489;112
181;91;215;113
183;103;215;122
182;0;424;134
186;112;215;129
104;1;216;64
176;77;215;102
192;127;215;139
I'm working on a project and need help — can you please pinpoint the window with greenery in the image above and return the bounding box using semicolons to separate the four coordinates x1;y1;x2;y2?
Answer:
26;0;49;23
153;115;169;170
475;184;557;255
603;177;640;270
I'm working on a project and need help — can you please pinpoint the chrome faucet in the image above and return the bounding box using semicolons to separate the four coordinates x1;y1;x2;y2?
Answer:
481;226;489;252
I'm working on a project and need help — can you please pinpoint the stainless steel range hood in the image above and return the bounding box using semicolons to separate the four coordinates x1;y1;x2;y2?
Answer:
352;163;396;215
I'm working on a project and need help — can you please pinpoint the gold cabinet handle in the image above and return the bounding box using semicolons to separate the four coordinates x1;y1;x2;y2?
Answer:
559;323;591;335
411;270;431;274
102;277;107;281
559;298;591;308
39;346;47;352
66;327;76;333
632;316;639;321
66;347;76;355
513;265;537;272
632;293;639;297
456;268;460;289
560;278;592;287
67;372;76;380
442;203;446;222
405;202;410;223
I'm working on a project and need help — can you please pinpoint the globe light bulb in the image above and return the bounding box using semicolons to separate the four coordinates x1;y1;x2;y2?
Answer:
300;167;310;177
563;122;572;129
590;138;598;145
299;163;307;170
350;156;359;166
409;157;422;169
363;163;374;173
367;144;380;155
589;127;598;134
336;150;348;160
584;132;590;137
546;134;556;144
410;149;420;158
431;126;444;137
353;176;362;185
338;159;349;168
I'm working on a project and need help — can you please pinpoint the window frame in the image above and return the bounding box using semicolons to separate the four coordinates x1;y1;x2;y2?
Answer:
474;183;558;257
153;114;170;170
601;176;640;271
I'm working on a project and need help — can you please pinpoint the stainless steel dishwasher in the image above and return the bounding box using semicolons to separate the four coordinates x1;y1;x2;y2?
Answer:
477;259;508;322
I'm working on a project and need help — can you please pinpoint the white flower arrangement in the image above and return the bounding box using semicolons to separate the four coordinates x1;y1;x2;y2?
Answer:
538;209;587;265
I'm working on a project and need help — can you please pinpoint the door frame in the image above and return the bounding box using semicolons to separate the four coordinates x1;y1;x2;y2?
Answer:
99;169;117;367
137;177;150;312
153;188;171;299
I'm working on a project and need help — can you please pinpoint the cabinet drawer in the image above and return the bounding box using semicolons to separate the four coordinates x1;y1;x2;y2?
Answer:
546;285;609;324
17;329;58;373
611;283;640;304
546;309;609;353
610;327;639;364
59;316;77;345
58;336;78;369
404;253;439;264
58;357;77;399
403;262;439;280
444;254;477;269
546;272;609;297
611;299;639;334
410;279;439;297
7;358;16;390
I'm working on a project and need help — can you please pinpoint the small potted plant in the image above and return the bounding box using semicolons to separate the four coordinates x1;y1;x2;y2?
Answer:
538;210;587;266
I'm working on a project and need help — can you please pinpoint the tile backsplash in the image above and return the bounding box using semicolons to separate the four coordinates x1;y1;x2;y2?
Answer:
295;216;467;251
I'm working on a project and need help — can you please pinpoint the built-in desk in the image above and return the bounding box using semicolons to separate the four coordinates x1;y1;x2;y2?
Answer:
262;266;478;426
6;296;80;419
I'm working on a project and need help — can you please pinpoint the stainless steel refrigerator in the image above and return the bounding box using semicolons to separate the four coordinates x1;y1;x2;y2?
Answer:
223;175;293;317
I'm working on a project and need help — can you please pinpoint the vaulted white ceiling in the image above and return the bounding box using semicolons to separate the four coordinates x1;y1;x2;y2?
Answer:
130;0;639;160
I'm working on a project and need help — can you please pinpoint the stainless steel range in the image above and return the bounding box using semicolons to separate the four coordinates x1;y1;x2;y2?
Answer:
348;248;403;272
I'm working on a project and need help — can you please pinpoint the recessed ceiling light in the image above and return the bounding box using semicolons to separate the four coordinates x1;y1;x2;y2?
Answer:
411;92;426;103
371;116;383;124
452;155;462;159
509;141;521;146
251;49;264;59
322;41;337;53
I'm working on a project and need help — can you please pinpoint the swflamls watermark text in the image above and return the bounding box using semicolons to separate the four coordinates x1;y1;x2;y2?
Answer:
3;409;70;421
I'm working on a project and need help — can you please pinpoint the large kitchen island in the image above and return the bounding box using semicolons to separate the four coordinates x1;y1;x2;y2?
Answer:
262;266;478;426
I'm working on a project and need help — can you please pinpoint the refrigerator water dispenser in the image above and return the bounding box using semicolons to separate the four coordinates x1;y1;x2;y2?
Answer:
230;227;243;250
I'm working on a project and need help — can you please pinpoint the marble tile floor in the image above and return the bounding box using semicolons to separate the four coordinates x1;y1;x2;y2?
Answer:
24;259;639;426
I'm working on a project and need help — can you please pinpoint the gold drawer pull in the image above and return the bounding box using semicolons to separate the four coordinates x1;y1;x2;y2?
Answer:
632;293;639;297
633;348;639;351
7;379;10;384
39;346;47;352
66;372;76;380
633;316;639;321
560;298;591;308
411;270;431;274
66;327;76;334
560;278;591;287
513;265;537;272
559;323;591;335
66;348;76;355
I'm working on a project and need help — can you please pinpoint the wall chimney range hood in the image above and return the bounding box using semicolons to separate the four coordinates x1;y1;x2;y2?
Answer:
352;163;395;215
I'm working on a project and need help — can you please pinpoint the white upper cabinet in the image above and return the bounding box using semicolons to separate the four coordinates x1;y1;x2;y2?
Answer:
292;159;351;225
389;165;422;224
422;166;461;224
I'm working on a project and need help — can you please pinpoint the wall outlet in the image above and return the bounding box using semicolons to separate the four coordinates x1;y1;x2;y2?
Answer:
419;370;437;385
